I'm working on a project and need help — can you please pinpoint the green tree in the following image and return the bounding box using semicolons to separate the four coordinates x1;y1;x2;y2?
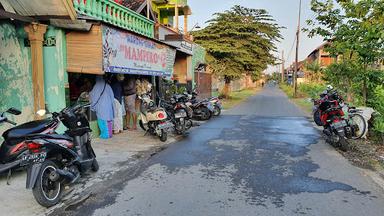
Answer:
305;0;384;105
193;5;282;98
323;60;361;102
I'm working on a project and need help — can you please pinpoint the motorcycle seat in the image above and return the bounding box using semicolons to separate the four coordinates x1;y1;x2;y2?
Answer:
34;133;73;142
2;119;53;140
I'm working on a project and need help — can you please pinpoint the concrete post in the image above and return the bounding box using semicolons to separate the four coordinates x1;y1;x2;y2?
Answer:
184;14;188;35
174;3;179;30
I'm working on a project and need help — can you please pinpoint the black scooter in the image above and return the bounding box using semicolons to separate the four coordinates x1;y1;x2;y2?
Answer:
1;108;60;174
185;92;214;121
23;103;98;207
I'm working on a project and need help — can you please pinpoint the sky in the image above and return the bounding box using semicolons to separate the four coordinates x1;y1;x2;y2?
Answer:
186;0;324;73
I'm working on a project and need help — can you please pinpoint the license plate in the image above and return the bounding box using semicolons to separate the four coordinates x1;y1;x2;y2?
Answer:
175;112;187;118
22;152;46;163
332;121;347;129
158;122;173;130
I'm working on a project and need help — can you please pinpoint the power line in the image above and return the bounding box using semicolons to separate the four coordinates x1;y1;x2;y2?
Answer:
286;36;296;65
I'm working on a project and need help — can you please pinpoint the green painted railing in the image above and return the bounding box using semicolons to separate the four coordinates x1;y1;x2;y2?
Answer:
73;0;154;38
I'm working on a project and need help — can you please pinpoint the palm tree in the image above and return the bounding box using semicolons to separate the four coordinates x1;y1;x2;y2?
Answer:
305;61;322;82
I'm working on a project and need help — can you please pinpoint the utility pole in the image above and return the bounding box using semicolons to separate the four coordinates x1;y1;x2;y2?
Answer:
281;50;285;83
147;0;150;19
293;0;302;98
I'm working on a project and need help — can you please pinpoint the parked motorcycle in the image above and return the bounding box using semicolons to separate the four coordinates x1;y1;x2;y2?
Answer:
23;103;98;207
0;108;59;175
138;93;173;142
159;95;193;135
209;96;222;116
313;86;367;150
184;92;214;121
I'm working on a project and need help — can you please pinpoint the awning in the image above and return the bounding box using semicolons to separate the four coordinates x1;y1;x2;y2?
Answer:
163;34;193;56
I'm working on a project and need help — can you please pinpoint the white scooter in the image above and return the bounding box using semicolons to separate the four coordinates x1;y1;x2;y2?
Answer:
138;93;173;142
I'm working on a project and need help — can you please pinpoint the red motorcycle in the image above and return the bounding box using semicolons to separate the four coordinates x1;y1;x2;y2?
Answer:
313;89;366;150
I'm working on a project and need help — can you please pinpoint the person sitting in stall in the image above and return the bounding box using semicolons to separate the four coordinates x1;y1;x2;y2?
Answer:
90;76;115;139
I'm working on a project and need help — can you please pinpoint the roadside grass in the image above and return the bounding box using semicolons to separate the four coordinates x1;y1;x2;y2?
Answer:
292;98;313;114
216;88;260;110
280;83;313;115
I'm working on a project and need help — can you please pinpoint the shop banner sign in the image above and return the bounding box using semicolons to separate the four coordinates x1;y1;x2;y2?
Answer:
103;26;176;77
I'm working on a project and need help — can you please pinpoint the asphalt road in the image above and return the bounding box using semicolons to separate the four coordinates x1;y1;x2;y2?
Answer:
55;86;384;216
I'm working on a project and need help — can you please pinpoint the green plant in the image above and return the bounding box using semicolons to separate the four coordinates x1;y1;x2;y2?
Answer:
370;85;384;133
279;83;294;98
298;83;325;99
305;61;323;82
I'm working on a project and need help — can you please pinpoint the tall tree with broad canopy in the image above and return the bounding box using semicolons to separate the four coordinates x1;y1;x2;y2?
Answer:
193;5;282;98
305;0;384;105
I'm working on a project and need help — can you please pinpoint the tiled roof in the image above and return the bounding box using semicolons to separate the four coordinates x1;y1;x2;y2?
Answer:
121;0;146;12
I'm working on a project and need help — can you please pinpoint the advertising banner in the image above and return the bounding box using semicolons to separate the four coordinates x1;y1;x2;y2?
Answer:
103;26;176;77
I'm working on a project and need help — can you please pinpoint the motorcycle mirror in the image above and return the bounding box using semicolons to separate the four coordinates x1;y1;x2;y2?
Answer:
6;107;21;115
36;109;47;117
78;92;90;103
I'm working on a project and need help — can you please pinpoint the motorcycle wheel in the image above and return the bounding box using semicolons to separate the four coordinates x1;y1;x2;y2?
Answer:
213;105;221;116
32;160;63;207
349;113;367;140
139;120;147;131
200;107;212;121
313;110;323;126
185;119;193;130
338;135;349;152
159;130;167;142
91;159;99;172
175;120;186;135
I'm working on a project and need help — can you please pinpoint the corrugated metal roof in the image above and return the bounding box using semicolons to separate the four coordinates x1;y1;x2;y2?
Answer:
122;0;146;12
5;0;76;20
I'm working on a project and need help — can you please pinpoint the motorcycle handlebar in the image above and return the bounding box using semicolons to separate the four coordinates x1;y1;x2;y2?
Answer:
6;119;17;126
0;117;16;126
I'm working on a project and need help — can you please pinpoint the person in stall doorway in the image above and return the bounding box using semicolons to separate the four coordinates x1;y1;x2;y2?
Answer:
123;75;137;130
90;76;115;139
110;74;125;134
